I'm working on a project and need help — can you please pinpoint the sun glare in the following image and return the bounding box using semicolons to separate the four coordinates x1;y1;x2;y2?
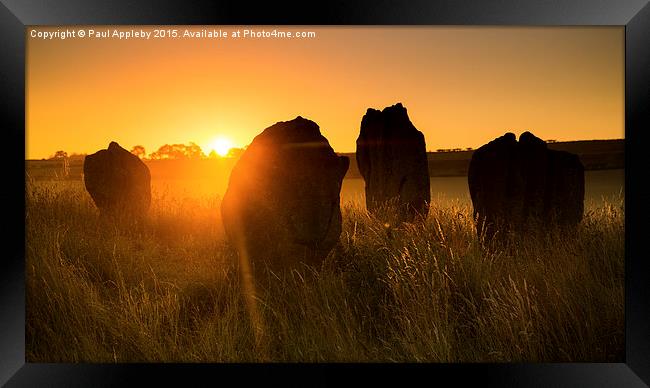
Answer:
211;137;233;157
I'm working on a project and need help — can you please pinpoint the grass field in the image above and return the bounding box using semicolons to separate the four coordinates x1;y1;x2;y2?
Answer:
25;178;624;362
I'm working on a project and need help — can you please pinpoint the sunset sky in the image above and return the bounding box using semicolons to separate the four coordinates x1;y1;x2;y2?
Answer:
26;26;624;160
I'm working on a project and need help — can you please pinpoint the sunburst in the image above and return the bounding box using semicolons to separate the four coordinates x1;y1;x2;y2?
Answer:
210;137;233;157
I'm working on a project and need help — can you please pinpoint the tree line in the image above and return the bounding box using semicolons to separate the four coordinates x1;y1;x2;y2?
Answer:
47;142;246;161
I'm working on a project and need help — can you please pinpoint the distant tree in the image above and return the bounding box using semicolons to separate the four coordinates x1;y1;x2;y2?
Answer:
149;144;176;160
130;145;146;159
185;142;205;159
226;147;245;158
149;142;206;160
150;144;179;160
49;150;69;178
465;147;473;151
208;150;218;159
52;150;68;159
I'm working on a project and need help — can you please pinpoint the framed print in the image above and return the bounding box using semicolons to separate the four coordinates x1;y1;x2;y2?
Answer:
2;0;649;386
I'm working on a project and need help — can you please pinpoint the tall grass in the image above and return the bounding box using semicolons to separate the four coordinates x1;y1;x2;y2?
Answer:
25;180;624;362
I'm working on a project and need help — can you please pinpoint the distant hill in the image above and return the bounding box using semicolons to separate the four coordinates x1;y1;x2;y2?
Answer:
341;139;624;178
25;139;624;181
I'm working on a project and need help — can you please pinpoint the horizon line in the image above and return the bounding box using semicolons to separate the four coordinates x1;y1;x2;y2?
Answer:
25;137;625;161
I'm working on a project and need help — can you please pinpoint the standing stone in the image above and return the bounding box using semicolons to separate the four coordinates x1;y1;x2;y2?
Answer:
83;141;151;220
468;131;584;242
356;103;430;222
221;116;349;272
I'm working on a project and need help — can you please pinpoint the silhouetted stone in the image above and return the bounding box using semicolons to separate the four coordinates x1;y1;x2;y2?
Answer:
468;131;584;242
221;117;349;273
356;103;430;222
83;141;151;220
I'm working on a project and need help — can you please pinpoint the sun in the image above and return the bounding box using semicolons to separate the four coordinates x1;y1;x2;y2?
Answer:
210;137;234;157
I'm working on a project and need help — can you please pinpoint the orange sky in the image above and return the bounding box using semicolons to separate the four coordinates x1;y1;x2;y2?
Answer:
26;26;624;160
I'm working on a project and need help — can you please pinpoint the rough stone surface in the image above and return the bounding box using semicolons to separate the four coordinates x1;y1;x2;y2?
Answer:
83;141;151;219
221;116;349;272
356;103;430;222
468;131;584;241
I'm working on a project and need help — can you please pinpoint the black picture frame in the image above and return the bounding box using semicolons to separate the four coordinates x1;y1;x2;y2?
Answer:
2;0;649;386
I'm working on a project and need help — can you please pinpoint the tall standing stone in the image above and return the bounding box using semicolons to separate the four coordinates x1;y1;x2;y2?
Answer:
356;103;430;222
83;141;151;220
468;131;584;242
221;116;349;272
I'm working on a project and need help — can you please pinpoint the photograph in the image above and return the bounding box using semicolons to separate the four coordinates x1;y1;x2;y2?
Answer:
24;25;626;363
